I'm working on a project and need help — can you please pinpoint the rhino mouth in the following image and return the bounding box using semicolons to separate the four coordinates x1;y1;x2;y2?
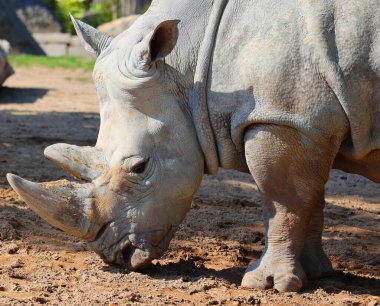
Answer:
90;221;174;270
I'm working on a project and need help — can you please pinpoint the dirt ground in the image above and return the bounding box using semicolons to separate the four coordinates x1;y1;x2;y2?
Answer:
0;66;379;305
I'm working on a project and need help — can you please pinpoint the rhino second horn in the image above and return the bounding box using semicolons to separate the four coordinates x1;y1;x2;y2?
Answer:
70;14;113;55
44;144;104;181
6;173;99;240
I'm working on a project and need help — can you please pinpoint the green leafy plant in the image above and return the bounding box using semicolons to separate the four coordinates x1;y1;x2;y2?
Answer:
42;1;152;34
86;2;113;29
139;2;151;14
55;0;86;34
42;0;114;34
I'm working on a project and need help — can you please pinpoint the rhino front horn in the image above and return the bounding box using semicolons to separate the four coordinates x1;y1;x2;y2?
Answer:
6;173;100;240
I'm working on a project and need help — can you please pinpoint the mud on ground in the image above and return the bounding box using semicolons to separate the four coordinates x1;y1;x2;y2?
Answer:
0;67;379;305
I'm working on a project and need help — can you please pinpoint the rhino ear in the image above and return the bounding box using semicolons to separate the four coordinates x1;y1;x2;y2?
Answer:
70;14;113;56
133;20;180;71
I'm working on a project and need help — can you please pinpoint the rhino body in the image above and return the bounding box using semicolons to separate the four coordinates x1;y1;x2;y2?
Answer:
7;0;380;292
0;40;13;86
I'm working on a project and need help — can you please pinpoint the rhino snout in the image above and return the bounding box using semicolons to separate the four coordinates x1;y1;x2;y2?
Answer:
88;221;172;270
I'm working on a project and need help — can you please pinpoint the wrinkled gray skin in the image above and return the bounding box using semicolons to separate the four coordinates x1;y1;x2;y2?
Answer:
0;40;14;86
7;0;380;292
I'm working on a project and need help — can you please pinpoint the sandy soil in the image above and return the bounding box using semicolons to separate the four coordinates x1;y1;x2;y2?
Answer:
0;66;379;305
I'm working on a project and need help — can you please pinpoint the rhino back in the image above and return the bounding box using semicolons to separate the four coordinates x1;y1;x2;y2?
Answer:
206;0;380;168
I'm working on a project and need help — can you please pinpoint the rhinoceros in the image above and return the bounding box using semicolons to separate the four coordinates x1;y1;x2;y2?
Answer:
7;0;380;292
0;39;14;86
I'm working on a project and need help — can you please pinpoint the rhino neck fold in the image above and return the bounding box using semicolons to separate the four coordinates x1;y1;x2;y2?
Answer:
189;0;228;175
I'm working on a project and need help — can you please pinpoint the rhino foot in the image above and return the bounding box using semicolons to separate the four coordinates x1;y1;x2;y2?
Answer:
301;202;333;279
301;246;333;279
241;256;307;292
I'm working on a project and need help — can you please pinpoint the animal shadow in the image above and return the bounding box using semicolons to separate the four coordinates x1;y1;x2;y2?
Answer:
306;270;380;296
0;87;49;104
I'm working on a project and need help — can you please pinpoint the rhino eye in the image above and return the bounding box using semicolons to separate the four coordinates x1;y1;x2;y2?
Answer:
130;159;148;174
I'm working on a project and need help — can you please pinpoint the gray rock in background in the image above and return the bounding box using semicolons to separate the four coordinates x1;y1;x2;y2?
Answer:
32;33;95;58
16;5;62;33
0;40;14;86
97;15;140;37
32;33;70;56
0;0;45;55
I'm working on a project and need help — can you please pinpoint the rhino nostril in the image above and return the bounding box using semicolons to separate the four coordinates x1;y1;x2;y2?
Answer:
94;221;112;241
122;245;135;264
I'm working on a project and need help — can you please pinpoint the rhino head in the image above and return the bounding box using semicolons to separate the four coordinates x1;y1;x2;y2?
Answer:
7;16;204;270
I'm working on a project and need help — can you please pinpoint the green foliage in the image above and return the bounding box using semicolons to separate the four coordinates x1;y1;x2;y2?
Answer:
55;0;86;34
85;2;113;30
139;2;151;14
40;1;153;34
8;55;95;71
42;0;114;34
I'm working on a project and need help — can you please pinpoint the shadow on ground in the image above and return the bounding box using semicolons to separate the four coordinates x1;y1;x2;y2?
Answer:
0;87;49;104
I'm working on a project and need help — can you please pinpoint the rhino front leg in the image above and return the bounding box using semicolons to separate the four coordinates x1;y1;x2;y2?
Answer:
301;195;333;279
241;125;336;292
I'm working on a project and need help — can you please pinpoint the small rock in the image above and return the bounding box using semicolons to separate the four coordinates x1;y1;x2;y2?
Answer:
230;283;238;289
9;272;27;280
248;296;261;305
127;293;141;302
10;259;24;268
31;297;48;304
7;244;19;254
368;301;378;306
